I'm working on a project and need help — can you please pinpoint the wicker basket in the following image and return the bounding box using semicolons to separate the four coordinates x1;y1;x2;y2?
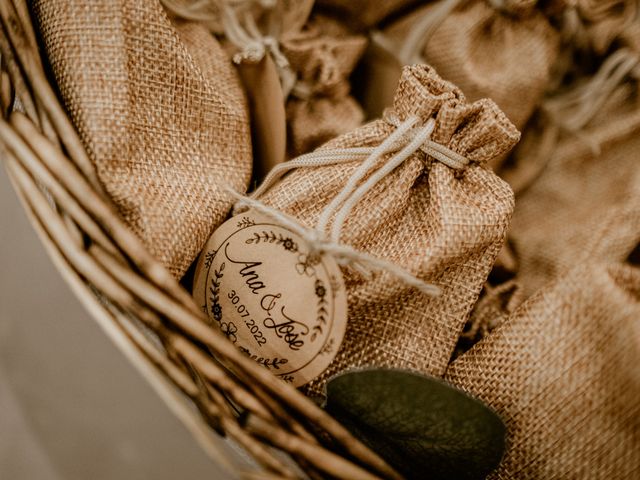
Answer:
0;2;400;478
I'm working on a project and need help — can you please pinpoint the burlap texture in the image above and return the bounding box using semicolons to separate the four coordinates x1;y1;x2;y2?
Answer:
571;0;639;54
383;0;560;133
505;56;640;298
281;15;367;157
173;1;367;159
316;0;423;30
161;0;314;36
33;0;252;278
453;279;522;359
446;262;640;479
260;65;520;395
547;1;638;90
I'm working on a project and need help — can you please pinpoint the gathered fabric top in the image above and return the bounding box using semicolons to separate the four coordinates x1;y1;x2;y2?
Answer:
388;66;521;165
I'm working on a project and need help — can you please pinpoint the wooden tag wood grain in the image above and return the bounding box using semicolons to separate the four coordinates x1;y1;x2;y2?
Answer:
236;56;288;179
193;210;348;387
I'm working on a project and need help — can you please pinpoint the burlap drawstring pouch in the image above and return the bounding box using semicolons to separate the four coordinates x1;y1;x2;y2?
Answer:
453;279;522;359
446;262;640;478
543;0;638;96
561;0;639;55
231;65;520;396
279;15;367;157
32;0;252;278
502;38;640;298
225;2;367;161
315;0;424;31
360;0;559;156
163;0;367;170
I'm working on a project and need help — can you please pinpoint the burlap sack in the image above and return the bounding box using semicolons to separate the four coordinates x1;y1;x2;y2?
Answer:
446;262;640;479
33;0;252;278
161;0;315;39
545;1;638;93
281;15;367;157
163;1;366;159
367;0;559;137
453;279;522;359
258;65;519;395
504;42;640;298
316;0;424;30
565;0;639;54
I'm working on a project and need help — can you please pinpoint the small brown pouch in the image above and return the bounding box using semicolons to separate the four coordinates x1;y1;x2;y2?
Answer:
504;36;640;298
447;262;640;479
255;65;519;395
34;0;253;278
361;0;559;170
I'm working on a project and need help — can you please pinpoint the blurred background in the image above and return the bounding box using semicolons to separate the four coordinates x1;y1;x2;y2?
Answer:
0;166;239;479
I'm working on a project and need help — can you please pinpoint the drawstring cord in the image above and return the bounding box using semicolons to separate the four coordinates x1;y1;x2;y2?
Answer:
228;114;471;295
543;47;640;155
221;1;297;97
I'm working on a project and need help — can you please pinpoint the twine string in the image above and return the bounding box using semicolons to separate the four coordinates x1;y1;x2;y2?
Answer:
315;116;424;235
231;115;471;295
221;1;296;96
373;0;526;67
397;0;464;65
543;47;640;155
326;119;436;243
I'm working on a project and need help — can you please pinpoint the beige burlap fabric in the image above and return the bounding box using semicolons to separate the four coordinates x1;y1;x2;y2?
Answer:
508;114;640;298
281;15;367;157
259;65;520;395
547;1;638;93
33;0;252;278
165;1;366;159
446;262;640;479
161;0;313;37
505;44;640;298
380;0;559;134
453;279;522;359
569;0;639;54
316;0;424;30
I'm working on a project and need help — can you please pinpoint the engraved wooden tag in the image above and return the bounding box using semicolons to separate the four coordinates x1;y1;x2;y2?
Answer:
193;211;347;387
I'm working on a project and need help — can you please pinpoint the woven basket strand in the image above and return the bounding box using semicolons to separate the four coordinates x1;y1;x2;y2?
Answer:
0;1;400;478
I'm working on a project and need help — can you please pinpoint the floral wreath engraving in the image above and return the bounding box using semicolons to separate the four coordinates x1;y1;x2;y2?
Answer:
208;261;238;344
245;230;299;253
203;249;216;269
238;347;289;370
280;375;295;383
310;279;328;343
319;338;335;356
236;216;256;229
203;217;343;380
242;227;335;349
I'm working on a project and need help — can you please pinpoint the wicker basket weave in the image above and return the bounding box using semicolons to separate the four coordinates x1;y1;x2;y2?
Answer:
0;2;400;478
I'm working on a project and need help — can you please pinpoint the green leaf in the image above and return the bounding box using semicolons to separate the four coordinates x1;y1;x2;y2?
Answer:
324;369;505;480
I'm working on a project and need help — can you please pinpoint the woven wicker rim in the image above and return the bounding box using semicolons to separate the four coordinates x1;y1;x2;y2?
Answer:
0;2;401;479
